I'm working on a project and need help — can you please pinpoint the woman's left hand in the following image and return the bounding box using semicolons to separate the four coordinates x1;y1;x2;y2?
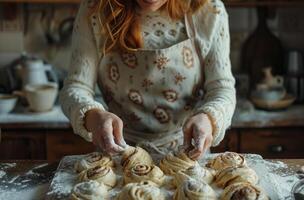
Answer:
182;113;213;160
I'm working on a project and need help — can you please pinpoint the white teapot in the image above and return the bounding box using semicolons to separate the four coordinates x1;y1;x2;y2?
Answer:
17;56;58;88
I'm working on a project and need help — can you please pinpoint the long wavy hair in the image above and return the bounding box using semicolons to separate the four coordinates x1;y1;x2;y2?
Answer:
90;0;207;53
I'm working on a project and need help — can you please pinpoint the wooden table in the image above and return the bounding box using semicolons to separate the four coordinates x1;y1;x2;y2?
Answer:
0;159;303;199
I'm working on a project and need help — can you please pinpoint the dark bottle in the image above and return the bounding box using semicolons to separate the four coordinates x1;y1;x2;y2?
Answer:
241;7;284;90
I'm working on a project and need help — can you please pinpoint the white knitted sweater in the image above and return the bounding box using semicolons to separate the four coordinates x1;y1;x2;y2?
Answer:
59;0;236;146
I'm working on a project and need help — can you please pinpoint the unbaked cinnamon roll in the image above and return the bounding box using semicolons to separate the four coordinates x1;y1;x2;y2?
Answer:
78;165;117;190
174;178;217;200
116;181;165;200
124;163;166;186
215;166;258;188
159;151;197;175
174;164;215;186
206;152;247;171
121;146;154;171
70;180;108;200
74;152;114;173
221;182;269;200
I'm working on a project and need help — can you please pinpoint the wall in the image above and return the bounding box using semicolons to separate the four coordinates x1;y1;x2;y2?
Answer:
0;3;304;80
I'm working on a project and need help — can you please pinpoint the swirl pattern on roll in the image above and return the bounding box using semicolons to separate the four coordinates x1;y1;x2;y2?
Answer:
121;146;154;171
116;181;165;200
221;182;269;200
159;152;197;175
75;152;114;173
70;180;108;200
78;165;117;189
215;166;258;188
174;178;217;200
174;164;215;186
206;152;247;170
124;163;166;186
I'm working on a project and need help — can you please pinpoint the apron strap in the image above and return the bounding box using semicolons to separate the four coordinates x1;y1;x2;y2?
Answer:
185;13;205;86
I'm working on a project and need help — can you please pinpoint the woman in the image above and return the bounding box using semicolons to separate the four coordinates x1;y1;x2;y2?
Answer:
59;0;236;160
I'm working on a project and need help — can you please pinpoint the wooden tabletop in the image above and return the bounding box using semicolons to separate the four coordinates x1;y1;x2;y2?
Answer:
0;159;303;199
1;159;303;179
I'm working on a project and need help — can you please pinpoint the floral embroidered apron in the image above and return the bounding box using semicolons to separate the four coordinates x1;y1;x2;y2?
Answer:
97;14;204;149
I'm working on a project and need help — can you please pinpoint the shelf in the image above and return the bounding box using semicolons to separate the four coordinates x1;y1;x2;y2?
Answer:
1;0;304;6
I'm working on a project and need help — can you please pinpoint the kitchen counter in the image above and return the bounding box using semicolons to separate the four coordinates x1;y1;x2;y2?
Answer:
0;159;303;200
1;104;304;129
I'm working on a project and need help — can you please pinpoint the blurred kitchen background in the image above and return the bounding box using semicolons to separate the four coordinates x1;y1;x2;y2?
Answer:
0;0;303;161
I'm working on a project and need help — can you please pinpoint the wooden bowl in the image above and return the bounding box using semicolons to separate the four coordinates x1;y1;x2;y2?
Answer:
250;94;296;110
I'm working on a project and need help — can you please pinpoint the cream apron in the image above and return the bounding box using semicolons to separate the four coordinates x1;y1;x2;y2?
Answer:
97;14;205;153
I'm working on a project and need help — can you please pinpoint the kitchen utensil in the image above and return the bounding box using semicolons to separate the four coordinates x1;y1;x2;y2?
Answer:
16;55;58;88
23;83;58;112
241;7;284;90
251;86;286;102
285;50;304;103
0;53;22;93
261;67;284;88
251;94;296;110
0;94;18;114
24;83;58;112
287;51;303;74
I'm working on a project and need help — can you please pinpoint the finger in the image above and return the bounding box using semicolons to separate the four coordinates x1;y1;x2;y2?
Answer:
183;120;193;148
189;139;205;160
92;131;105;151
203;136;212;154
189;131;206;160
112;118;127;148
101;124;125;154
97;135;106;153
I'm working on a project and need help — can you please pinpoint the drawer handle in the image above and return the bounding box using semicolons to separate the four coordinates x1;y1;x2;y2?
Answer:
268;145;284;153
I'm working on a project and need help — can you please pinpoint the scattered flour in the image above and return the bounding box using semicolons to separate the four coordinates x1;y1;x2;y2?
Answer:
0;183;49;200
46;171;76;199
0;163;16;170
0;162;53;200
0;170;6;179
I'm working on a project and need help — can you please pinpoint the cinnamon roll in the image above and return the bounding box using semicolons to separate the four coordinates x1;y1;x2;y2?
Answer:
206;152;247;171
124;163;166;186
174;178;217;200
70;180;108;200
215;166;258;188
174;164;215;186
78;165;117;189
74;152;114;173
116;181;165;200
159;151;197;175
121;146;154;171
221;182;269;200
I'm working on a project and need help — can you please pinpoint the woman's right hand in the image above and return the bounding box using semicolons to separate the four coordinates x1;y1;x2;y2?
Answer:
85;109;127;155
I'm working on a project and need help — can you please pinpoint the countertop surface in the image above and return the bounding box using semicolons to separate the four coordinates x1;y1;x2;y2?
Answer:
0;159;303;200
1;102;304;129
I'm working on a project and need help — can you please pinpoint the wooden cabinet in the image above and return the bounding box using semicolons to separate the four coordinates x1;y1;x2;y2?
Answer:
0;127;95;161
0;130;46;160
46;130;95;161
239;128;304;159
0;126;303;160
210;129;239;153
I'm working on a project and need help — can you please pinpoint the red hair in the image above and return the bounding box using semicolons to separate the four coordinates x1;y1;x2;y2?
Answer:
90;0;207;53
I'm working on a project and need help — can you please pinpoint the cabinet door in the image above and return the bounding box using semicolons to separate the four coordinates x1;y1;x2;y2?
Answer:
240;128;304;159
210;129;239;153
0;130;46;160
46;130;96;161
